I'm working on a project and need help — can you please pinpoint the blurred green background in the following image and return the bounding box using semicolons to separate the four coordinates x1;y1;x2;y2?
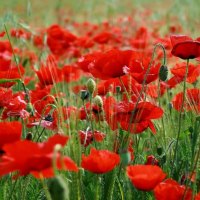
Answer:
0;0;200;35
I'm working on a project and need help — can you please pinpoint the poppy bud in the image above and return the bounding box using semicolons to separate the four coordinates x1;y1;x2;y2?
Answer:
48;176;69;200
157;147;163;156
168;102;173;111
116;86;121;93
26;102;34;115
86;78;96;95
93;95;103;108
26;132;32;140
80;90;89;101
106;92;113;97
159;65;168;81
120;150;131;166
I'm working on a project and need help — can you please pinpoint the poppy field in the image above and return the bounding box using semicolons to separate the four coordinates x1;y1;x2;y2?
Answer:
0;0;200;199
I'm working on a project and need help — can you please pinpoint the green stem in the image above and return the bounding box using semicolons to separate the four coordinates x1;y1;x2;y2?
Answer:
95;176;101;200
172;59;189;172
157;79;167;147
40;178;52;200
116;177;124;200
105;170;116;200
127;43;166;135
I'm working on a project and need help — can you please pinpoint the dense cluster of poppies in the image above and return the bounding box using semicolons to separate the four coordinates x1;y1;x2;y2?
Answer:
0;13;200;199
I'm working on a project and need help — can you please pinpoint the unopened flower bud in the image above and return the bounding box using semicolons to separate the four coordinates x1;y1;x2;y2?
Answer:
80;90;89;101
120;150;131;166
116;86;121;93
159;65;168;81
157;147;163;156
86;78;96;95
26;102;34;115
93;95;103;108
26;132;32;141
48;176;69;200
168;102;173;110
106;92;113;97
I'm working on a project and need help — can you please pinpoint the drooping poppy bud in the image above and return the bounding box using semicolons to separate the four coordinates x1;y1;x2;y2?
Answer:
48;176;69;200
159;65;168;81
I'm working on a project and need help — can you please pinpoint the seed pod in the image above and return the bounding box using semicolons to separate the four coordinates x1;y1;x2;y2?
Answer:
93;95;103;108
86;78;96;95
48;176;69;200
159;65;168;81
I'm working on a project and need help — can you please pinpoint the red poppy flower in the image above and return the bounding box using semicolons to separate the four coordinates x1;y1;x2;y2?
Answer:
145;155;159;166
47;24;77;56
195;192;200;200
97;75;142;96
146;83;166;98
166;63;200;89
0;134;78;178
0;64;25;88
10;28;31;40
0;87;13;108
108;101;163;134
126;165;166;191
93;31;113;44
74;36;94;48
33;34;44;48
170;35;200;59
129;56;160;84
130;27;148;49
0;121;22;150
2;92;29;119
172;88;200;113
0;31;5;37
79;102;103;121
154;178;192;200
35;63;63;87
76;52;102;73
79;130;106;147
88;49;135;80
62;65;81;83
0;40;12;69
81;148;120;174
